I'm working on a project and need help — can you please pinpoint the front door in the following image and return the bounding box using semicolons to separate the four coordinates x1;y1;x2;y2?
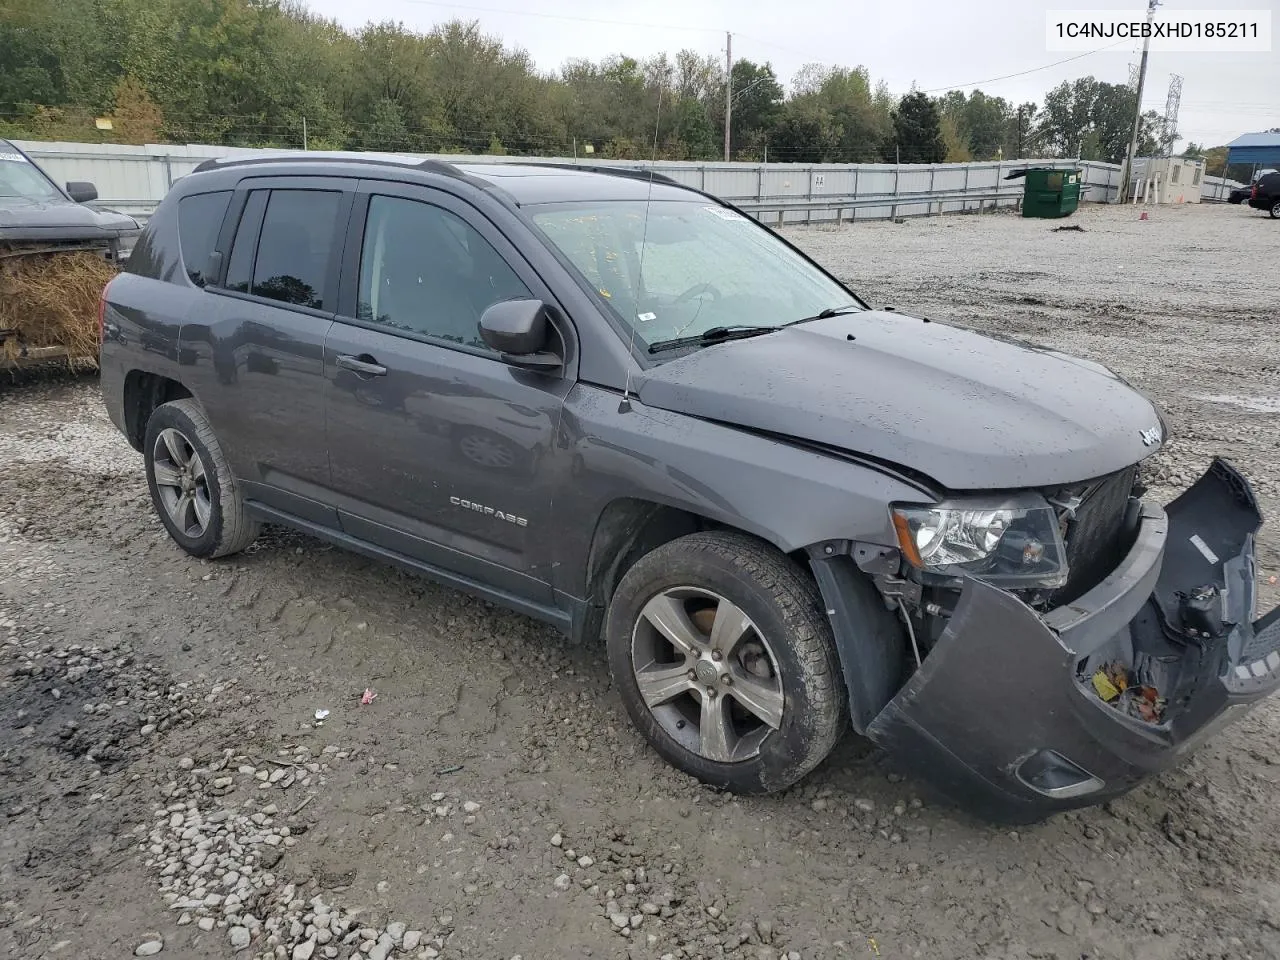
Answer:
324;183;573;603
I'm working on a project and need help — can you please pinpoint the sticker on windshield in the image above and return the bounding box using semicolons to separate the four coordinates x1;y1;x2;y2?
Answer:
638;312;657;323
703;205;747;222
0;152;29;163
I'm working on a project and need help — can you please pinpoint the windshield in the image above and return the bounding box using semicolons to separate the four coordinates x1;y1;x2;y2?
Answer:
529;199;861;351
0;150;62;201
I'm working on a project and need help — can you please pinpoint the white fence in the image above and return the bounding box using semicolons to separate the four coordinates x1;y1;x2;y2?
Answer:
13;139;1244;225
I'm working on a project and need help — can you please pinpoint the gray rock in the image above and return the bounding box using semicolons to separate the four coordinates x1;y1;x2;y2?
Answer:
387;922;406;941
198;918;216;932
402;931;422;951
293;937;317;960
134;941;164;957
229;927;251;951
554;874;572;891
610;913;630;930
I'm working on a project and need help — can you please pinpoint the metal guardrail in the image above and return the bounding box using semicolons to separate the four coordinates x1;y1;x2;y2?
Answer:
109;184;1100;231
737;187;1031;224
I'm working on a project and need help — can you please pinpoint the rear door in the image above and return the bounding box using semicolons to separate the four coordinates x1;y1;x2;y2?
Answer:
324;181;574;603
181;176;355;522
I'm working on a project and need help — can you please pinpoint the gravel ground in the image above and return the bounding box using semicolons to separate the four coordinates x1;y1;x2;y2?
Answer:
2;201;1280;960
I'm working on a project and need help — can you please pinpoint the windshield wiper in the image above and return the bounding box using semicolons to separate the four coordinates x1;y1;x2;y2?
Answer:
647;324;782;354
783;303;862;327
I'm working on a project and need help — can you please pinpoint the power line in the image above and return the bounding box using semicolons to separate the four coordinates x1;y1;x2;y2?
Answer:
917;39;1132;94
399;0;723;34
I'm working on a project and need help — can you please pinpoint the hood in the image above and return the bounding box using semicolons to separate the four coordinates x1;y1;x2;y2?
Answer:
634;311;1163;491
0;195;139;239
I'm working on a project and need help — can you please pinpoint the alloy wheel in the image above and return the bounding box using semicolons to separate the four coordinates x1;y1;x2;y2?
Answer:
152;427;213;538
630;586;785;763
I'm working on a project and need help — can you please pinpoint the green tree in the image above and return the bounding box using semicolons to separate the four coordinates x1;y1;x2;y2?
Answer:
940;114;972;162
771;99;840;163
885;91;945;163
721;59;782;158
1038;76;1159;163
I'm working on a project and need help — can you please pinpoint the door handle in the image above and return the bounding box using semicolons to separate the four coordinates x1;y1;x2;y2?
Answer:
336;354;387;377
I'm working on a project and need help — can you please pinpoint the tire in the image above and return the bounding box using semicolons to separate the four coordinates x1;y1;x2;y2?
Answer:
606;530;846;794
1270;200;1280;219
143;397;260;559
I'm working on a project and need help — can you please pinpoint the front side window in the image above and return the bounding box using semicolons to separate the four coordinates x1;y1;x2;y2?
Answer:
528;200;860;353
356;195;530;351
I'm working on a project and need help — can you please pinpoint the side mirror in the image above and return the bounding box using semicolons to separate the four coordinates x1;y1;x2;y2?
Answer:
66;181;98;203
479;298;562;371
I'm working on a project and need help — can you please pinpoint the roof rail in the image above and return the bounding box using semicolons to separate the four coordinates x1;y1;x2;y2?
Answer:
512;161;683;187
189;152;465;178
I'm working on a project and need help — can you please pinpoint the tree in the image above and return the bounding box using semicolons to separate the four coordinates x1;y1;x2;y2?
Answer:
771;99;841;163
1005;102;1039;158
1038;76;1159;163
111;75;164;144
1202;145;1229;177
722;59;782;158
885;91;944;163
940;114;972;162
962;91;1010;159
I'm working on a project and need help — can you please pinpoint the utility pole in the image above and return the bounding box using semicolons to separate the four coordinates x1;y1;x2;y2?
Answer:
1119;0;1160;202
724;31;732;162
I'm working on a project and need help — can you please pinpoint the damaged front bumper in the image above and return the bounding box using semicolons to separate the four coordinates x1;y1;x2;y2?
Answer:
825;459;1280;824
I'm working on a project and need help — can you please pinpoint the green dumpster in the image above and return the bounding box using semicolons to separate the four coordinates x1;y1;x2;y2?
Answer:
1010;166;1082;218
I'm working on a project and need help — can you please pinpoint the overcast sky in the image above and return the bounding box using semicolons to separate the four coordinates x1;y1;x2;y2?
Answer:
302;0;1276;149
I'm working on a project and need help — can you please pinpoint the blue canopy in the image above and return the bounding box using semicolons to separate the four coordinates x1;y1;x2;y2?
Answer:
1225;132;1280;168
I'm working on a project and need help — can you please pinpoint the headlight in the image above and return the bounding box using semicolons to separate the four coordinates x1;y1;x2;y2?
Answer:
890;493;1068;588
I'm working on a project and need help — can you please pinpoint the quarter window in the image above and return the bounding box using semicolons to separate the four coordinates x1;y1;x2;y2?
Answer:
356;195;530;351
177;190;231;287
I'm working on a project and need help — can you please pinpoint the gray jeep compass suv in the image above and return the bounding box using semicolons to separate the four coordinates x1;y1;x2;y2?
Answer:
99;152;1279;823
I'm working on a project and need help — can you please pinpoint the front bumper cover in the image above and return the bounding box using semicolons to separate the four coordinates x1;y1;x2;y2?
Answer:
825;459;1280;823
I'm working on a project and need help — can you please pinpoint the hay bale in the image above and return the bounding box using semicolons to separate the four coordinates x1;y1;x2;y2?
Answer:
0;244;118;369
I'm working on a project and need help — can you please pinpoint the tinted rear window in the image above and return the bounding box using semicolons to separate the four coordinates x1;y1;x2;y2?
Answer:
177;190;231;287
251;190;342;310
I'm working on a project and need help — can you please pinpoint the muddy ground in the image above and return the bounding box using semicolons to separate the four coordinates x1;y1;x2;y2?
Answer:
2;201;1279;960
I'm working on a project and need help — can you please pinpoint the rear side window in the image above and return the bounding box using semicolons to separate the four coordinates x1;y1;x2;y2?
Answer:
253;190;341;309
222;188;343;311
177;190;231;287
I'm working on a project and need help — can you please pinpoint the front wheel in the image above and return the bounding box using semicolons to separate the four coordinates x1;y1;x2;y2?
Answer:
606;531;847;794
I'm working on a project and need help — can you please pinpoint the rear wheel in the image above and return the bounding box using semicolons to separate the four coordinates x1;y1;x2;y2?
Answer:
606;531;846;794
1270;199;1280;219
143;398;259;559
